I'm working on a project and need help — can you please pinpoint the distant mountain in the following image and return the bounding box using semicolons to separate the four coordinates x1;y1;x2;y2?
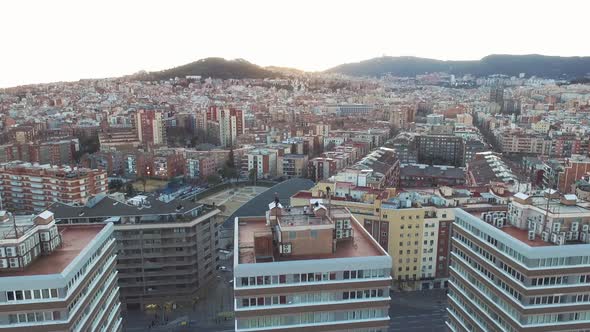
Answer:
265;66;305;76
326;54;590;79
137;57;280;81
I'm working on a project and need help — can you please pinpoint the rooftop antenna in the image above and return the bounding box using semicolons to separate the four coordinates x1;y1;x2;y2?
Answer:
326;186;332;216
541;177;557;234
11;212;18;239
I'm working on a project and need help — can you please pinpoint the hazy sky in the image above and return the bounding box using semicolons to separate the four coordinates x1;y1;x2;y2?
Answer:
1;0;588;87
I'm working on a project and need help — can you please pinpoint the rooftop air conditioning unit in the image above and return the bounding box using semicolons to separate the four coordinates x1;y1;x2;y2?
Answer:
541;231;549;242
528;231;535;241
572;222;579;232
582;224;590;232
557;235;565;246
551;233;558;243
552;222;561;233
280;243;292;255
566;232;573;241
581;232;588;243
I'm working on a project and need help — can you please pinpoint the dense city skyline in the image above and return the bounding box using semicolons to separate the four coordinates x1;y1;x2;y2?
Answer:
2;2;590;331
2;0;590;87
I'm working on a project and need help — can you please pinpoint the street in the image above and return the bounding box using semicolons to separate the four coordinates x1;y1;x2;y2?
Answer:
389;289;448;331
123;257;235;332
123;279;448;332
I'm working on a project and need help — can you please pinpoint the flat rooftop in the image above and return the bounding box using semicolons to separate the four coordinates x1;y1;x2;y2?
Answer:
0;224;106;277
237;216;385;264
500;226;554;247
276;206;351;227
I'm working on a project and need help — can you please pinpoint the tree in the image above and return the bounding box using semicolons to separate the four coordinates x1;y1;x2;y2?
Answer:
108;179;123;191
139;176;147;192
220;149;239;180
221;164;238;179
73;133;100;162
325;141;336;152
248;168;257;183
125;183;136;197
207;174;222;186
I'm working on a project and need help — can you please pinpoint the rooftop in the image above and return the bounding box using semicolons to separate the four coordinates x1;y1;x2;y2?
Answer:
500;226;554;247
49;193;208;221
237;215;384;264
0;224;106;277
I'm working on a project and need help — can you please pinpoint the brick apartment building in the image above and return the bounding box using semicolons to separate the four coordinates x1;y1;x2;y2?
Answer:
0;162;107;214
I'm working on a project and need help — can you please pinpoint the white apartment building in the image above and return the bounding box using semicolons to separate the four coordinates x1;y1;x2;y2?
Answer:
0;211;121;331
233;202;392;331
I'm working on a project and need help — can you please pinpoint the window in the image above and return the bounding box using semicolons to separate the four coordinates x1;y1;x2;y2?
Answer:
310;230;318;239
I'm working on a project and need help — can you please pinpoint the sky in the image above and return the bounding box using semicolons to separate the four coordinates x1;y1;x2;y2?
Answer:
1;0;589;88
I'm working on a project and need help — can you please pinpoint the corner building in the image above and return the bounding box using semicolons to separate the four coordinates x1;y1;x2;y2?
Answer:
233;202;392;331
447;195;590;332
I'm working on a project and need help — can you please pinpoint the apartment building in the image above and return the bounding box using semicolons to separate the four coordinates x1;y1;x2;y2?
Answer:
135;109;166;147
557;155;590;194
292;184;455;290
0;210;121;331
278;154;308;179
50;194;221;310
246;149;278;179
447;193;590;332
206;106;245;148
415;134;465;167
185;158;201;179
0;138;79;165
308;157;338;182
233;201;392;331
497;132;551;155
99;128;141;152
327;104;374;117
0;162;107;214
363;194;454;290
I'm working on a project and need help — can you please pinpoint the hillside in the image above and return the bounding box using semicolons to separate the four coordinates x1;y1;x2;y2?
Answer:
138;57;280;81
326;54;590;79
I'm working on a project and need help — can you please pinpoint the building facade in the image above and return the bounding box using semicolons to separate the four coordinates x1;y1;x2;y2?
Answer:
448;195;590;332
0;210;121;331
0;162;108;214
50;194;221;310
233;202;392;331
415;135;465;167
135;109;166;147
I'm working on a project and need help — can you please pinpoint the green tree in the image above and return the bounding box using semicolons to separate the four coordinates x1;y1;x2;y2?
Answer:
125;183;136;197
248;168;257;183
207;174;222;186
108;179;123;191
